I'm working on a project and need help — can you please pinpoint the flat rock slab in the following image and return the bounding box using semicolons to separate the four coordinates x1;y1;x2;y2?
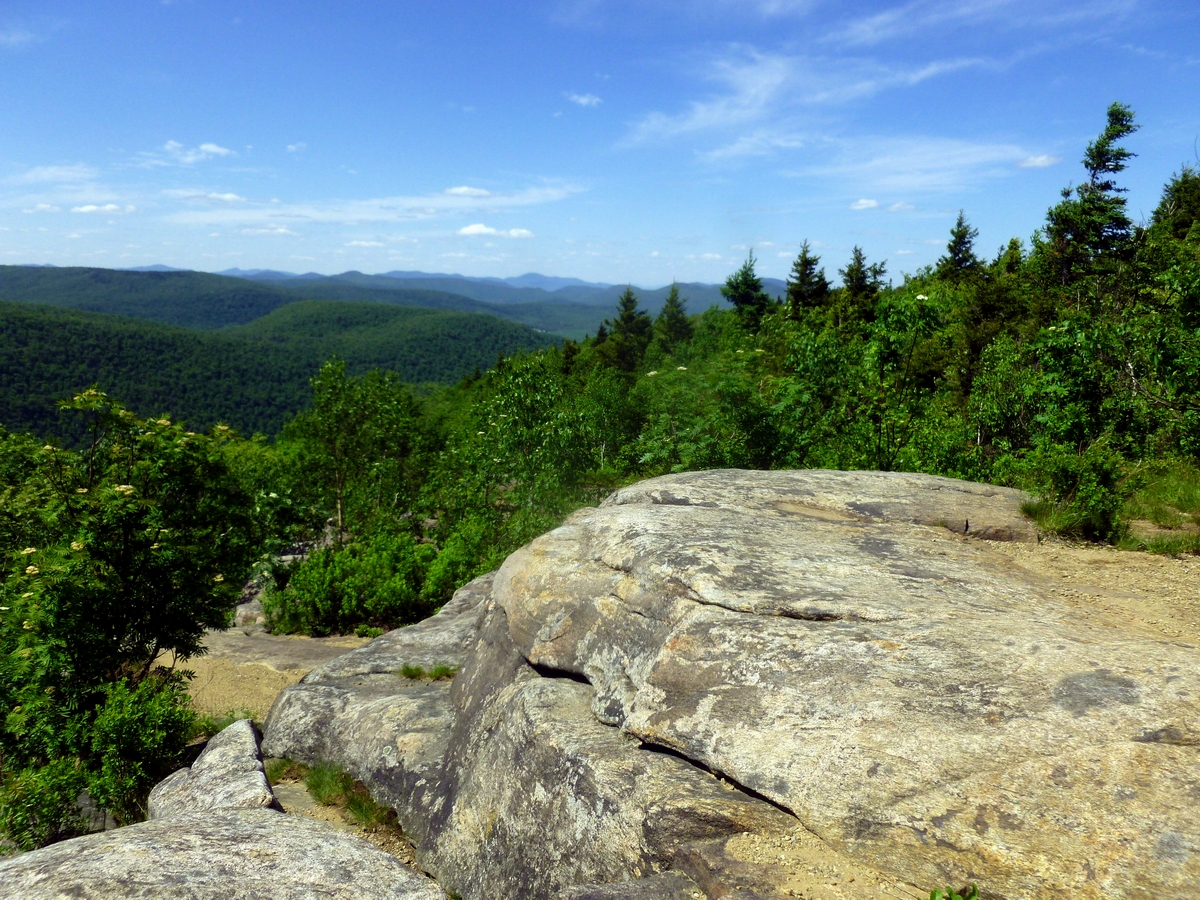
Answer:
494;469;1200;898
0;808;446;900
149;719;277;819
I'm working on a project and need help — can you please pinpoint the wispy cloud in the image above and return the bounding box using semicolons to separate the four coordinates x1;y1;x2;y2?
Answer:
287;142;306;153
888;201;915;211
72;204;136;214
566;92;602;106
623;47;987;156
136;141;237;167
0;28;36;47
798;136;1028;193
850;198;879;210
21;203;61;213
346;240;385;247
1019;154;1062;168
242;227;297;235
826;0;1136;48
164;184;578;227
445;186;492;197
10;164;99;184
458;224;535;238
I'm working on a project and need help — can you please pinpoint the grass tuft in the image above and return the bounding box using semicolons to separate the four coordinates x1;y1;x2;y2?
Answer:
264;757;309;784
398;662;459;681
190;708;254;742
305;763;355;806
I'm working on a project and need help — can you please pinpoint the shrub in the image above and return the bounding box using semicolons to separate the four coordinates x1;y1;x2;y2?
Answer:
1014;440;1125;540
0;392;258;847
264;530;436;635
87;676;196;824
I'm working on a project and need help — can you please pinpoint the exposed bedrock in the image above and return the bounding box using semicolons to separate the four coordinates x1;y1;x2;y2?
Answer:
0;720;446;900
264;469;1200;900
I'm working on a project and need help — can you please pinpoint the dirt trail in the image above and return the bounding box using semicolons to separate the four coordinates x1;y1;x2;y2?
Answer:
179;628;368;718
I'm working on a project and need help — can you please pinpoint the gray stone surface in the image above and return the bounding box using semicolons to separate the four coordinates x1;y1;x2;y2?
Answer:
0;808;446;900
265;577;792;900
148;719;277;819
495;469;1200;898
556;872;703;900
263;469;1200;899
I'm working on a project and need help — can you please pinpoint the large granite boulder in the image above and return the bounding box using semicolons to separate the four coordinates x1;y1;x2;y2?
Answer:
1;720;446;900
264;469;1200;900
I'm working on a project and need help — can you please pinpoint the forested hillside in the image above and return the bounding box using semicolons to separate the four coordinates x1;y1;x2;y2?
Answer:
0;300;557;439
0;265;648;338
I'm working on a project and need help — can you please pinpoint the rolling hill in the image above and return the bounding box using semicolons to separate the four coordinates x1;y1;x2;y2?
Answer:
0;300;558;440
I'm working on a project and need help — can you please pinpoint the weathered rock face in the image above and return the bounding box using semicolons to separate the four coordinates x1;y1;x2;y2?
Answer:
148;719;277;819
2;720;446;900
264;469;1200;900
0;809;446;900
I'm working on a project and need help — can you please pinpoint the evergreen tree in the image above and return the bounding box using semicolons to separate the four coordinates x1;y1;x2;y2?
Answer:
653;283;693;350
1152;165;1200;241
721;251;773;331
605;286;653;372
1040;102;1139;284
936;211;982;282
837;246;887;326
785;240;831;319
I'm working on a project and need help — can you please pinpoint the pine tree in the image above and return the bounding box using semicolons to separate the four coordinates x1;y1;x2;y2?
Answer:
606;286;653;372
1040;102;1139;284
785;240;831;319
837;246;887;326
936;211;981;282
721;251;773;331
653;283;693;350
1152;165;1200;241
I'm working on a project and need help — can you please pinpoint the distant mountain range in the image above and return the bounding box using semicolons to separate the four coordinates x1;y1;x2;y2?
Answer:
7;265;788;338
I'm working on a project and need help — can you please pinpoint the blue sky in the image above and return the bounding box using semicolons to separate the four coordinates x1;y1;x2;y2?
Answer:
2;1;1198;286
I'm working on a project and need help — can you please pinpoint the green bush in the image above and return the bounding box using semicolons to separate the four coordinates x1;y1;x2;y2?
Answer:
1014;440;1125;540
87;676;196;824
0;392;258;847
0;758;87;851
263;530;436;635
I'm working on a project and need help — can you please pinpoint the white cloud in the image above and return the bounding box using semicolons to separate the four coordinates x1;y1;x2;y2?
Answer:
894;249;914;255
287;142;307;153
72;204;122;213
445;186;492;197
165;185;577;228
22;203;61;213
142;141;237;166
241;227;297;235
10;164;99;184
799;137;1028;193
888;201;915;211
346;240;385;247
701;252;722;259
458;224;534;238
624;47;985;156
1019;154;1063;168
827;0;1135;49
566;92;602;107
850;198;879;210
208;192;246;202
